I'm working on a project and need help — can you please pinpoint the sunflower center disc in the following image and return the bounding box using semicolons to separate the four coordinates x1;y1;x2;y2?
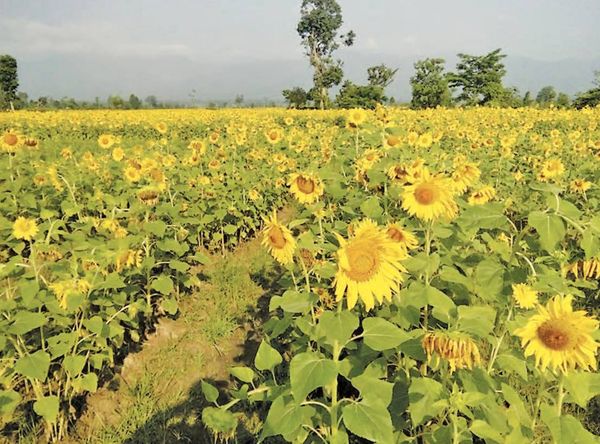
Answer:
296;176;316;194
4;133;18;146
268;226;287;249
387;227;405;242
414;185;436;205
347;250;378;282
537;321;571;350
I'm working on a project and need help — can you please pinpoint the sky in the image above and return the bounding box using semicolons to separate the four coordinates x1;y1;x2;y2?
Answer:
1;0;600;102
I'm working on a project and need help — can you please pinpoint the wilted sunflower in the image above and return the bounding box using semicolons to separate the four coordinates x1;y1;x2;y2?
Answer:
261;212;296;265
401;171;458;221
512;283;538;309
288;173;324;204
137;187;160;206
422;331;482;372
334;219;407;311
386;223;419;252
514;294;599;373
13;217;38;241
562;258;600;280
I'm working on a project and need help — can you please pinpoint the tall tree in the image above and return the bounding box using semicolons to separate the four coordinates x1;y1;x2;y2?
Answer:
448;49;507;105
556;92;570;108
367;64;398;89
297;0;355;109
128;94;142;109
0;55;19;110
282;87;309;109
410;58;451;109
536;86;557;105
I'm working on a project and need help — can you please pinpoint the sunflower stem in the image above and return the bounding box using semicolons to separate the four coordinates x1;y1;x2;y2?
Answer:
556;375;565;416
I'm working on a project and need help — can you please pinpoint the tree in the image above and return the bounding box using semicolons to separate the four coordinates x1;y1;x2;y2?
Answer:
297;0;355;109
556;92;570;108
335;80;384;109
108;95;125;109
536;86;557;105
128;94;142;109
367;64;398;89
234;94;244;107
282;87;309;109
0;55;19;110
573;71;600;109
522;91;533;107
448;49;508;105
145;95;158;108
410;58;451;109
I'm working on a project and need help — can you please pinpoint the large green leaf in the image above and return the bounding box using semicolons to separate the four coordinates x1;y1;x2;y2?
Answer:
8;311;47;335
541;404;598;444
408;377;447;426
151;275;174;295
260;395;315;442
564;372;600;408
342;399;394;443
15;350;51;381
254;340;282;372
33;396;59;423
456;305;496;338
314;310;359;348
528;211;566;252
290;352;337;401
362;317;409;351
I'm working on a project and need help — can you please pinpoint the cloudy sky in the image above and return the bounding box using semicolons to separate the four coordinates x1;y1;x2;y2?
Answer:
2;0;600;102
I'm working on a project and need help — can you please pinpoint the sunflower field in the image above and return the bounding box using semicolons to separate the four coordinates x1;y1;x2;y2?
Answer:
1;106;599;443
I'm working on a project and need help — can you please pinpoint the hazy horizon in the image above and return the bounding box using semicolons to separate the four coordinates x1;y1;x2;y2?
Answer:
2;0;600;102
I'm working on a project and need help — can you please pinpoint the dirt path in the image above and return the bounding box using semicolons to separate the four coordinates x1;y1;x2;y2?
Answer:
67;232;282;444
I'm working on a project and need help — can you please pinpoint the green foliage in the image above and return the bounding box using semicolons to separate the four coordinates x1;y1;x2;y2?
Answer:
0;54;19;109
448;48;508;105
282;86;310;109
536;85;557;105
367;63;398;88
410;58;452;109
335;80;385;109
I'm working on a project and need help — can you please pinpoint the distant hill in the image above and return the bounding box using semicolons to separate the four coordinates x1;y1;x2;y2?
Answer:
16;51;600;104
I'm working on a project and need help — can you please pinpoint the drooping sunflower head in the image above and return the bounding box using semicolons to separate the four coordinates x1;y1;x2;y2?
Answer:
401;171;458;222
137;187;160;206
13;216;38;241
514;294;599;373
422;331;482;372
261;212;296;265
334;219;408;311
288;173;324;204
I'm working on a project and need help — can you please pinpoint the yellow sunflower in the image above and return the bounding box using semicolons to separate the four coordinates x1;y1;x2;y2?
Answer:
334;219;407;311
451;162;481;194
97;134;115;149
13;217;39;241
188;139;207;154
265;128;283;144
112;147;125;161
467;185;496;205
123;166;142;183
512;283;538;309
288;173;324;204
514;294;599;373
401;171;458;221
347;108;367;128
261;212;296;265
386;223;419;252
2;129;22;152
570;179;592;194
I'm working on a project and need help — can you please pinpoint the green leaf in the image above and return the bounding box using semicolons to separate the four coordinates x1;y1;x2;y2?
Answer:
528;211;566;252
202;407;237;435
342;399;394;443
408;377;446;426
33;396;59;423
290;352;337;401
144;220;166;237
15;350;51;381
362;317;409;351
474;258;504;301
151;275;174;295
99;272;126;290
315;310;359;348
254;340;282;372
269;290;317;314
260;395;314;442
230;366;256;383
458;203;508;230
72;373;98;393
8;311;47;335
201;380;219;404
540;404;597;444
360;197;383;219
470;419;503;443
63;354;86;376
564;372;600;408
168;260;189;272
0;390;21;417
223;224;237;235
425;286;455;322
581;229;600;259
501;383;531;427
496;353;528;380
456;305;496;338
351;373;394;405
160;297;178;315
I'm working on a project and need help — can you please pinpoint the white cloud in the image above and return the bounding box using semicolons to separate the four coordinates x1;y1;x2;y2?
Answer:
0;18;194;58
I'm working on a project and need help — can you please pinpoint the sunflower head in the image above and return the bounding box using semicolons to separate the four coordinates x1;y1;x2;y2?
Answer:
13;217;38;241
288;173;324;204
334;220;407;311
402;171;458;222
261;212;296;265
386;223;419;252
514;294;599;373
512;283;538;309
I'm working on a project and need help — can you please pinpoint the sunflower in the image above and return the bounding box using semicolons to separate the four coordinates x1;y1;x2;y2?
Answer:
384;134;402;149
248;189;261;201
155;122;168;134
347;109;367;128
265;128;283;144
401;171;458;221
451;162;481;194
570;179;592;194
540;159;565;179
512;283;538;309
2;129;22;152
188;139;207;154
386;223;419;252
137;187;160;206
422;331;481;372
97;134;115;149
261;212;296;265
416;132;433;149
13;217;38;241
288;172;324;204
124;166;142;183
112;147;125;161
562;258;600;280
468;185;496;205
514;294;599;373
334;219;407;311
